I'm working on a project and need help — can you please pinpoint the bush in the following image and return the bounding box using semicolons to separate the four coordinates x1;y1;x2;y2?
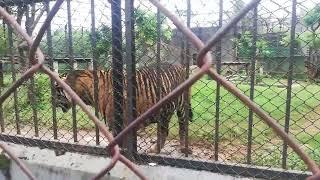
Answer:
34;73;51;111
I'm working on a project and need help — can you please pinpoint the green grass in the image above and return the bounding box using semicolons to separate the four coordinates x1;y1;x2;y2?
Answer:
2;72;320;171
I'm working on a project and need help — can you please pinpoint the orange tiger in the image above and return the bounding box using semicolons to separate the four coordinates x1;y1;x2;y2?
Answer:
55;63;193;154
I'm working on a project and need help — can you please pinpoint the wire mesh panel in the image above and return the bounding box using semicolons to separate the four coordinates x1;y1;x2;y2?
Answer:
0;0;320;179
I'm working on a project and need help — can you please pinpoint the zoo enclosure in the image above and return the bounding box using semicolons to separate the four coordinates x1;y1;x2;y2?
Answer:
0;0;320;179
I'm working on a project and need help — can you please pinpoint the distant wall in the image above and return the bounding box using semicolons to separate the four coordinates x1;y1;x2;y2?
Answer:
262;56;306;76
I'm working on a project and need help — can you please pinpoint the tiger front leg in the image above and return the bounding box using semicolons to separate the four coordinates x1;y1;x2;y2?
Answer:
148;120;170;154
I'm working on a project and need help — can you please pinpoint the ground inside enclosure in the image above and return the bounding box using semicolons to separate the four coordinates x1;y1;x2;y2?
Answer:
1;72;320;172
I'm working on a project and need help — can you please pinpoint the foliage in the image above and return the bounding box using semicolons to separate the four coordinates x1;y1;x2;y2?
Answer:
34;73;51;110
40;8;172;65
298;31;320;49
40;28;92;58
135;8;172;46
0;27;8;55
234;31;278;58
0;154;10;169
281;4;320;50
94;25;112;59
280;31;320;50
303;4;320;32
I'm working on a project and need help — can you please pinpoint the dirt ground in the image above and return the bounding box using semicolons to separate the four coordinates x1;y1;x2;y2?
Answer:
0;124;257;164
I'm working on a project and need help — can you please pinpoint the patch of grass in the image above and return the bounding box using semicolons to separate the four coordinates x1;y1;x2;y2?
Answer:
1;73;320;171
0;154;10;169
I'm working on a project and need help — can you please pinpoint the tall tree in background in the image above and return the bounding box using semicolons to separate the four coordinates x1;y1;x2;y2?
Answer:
302;4;320;79
303;4;320;50
40;7;172;69
92;8;173;68
0;27;7;56
134;8;172;65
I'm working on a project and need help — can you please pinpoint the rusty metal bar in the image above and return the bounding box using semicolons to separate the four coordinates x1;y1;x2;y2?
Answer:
282;0;297;169
66;0;78;143
29;0;65;65
0;64;41;104
246;5;258;164
125;0;137;154
90;0;101;145
0;143;36;180
92;150;120;180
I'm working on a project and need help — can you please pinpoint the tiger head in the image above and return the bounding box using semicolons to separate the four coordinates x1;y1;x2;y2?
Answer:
55;70;95;113
55;73;72;112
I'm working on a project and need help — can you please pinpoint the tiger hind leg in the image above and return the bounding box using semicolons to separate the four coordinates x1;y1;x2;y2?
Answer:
177;108;193;155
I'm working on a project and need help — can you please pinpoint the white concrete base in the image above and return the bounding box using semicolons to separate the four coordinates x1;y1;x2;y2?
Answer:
1;141;255;180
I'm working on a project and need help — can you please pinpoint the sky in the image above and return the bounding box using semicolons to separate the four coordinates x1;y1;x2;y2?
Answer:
3;0;319;37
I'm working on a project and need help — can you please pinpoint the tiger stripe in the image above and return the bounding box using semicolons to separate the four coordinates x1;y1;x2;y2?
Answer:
56;63;193;154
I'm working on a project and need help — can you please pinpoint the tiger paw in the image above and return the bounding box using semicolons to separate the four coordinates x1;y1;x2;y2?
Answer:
148;144;160;154
180;147;192;155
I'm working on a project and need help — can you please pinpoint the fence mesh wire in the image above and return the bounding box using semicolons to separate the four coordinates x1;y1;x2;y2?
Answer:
0;0;320;179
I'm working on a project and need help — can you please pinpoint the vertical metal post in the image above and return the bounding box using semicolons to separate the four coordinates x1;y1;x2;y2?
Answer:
0;22;6;132
26;5;38;137
183;0;191;157
8;23;19;134
111;0;124;146
0;23;3;88
246;6;258;164
90;0;100;145
125;0;137;154
156;0;162;154
214;0;223;161
282;0;297;169
67;0;77;142
0;83;2;133
45;0;58;140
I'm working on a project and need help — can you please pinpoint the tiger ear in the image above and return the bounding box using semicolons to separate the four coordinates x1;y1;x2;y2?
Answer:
59;73;67;80
54;73;67;87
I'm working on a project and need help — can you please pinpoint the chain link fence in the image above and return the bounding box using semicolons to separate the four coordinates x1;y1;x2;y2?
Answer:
0;0;320;179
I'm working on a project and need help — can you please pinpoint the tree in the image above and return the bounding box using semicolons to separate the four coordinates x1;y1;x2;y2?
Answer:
304;4;320;33
94;25;112;59
301;4;320;79
234;31;278;59
0;27;8;56
40;7;172;68
135;8;172;46
41;28;92;58
279;4;320;54
134;8;172;65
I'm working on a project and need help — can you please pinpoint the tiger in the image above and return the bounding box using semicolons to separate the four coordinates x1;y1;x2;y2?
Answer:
55;63;193;154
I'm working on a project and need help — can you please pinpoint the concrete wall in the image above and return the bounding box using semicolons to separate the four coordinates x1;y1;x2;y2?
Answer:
1;142;256;180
